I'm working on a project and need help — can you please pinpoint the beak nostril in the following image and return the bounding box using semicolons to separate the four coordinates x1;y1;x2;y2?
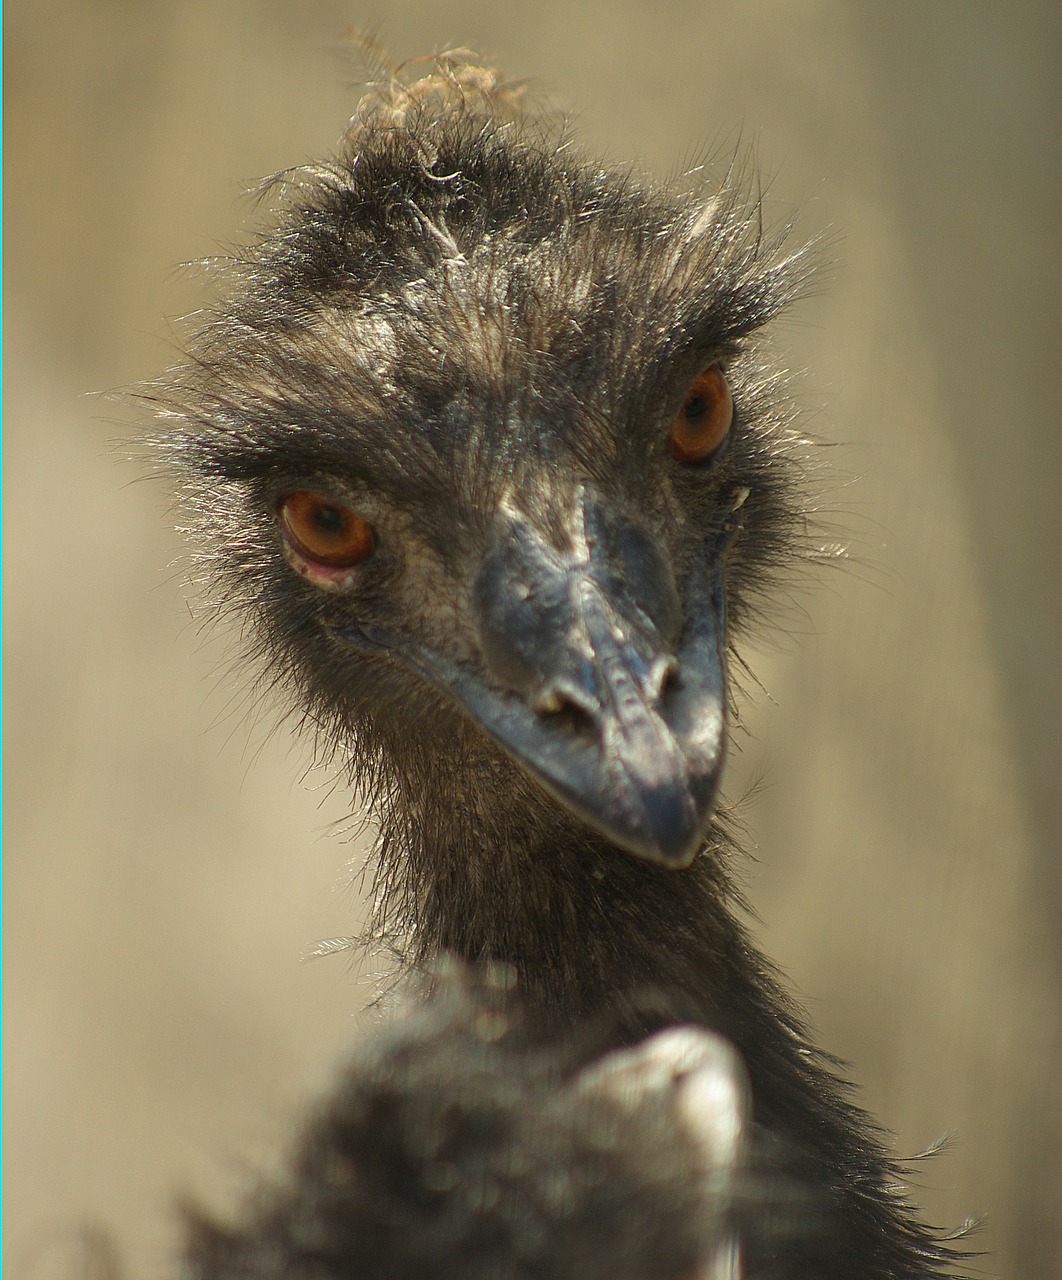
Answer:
530;653;681;736
649;655;682;704
530;681;599;735
531;687;565;715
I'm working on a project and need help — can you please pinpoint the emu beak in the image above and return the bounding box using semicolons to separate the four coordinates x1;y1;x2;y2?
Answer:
339;497;729;868
458;498;728;869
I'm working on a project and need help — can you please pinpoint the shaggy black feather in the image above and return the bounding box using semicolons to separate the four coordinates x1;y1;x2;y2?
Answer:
181;965;806;1280
149;55;966;1278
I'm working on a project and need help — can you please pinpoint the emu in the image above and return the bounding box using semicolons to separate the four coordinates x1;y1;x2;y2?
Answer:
152;54;963;1278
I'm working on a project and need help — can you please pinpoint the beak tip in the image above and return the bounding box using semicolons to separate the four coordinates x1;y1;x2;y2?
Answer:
600;773;722;870
637;839;704;871
637;817;714;871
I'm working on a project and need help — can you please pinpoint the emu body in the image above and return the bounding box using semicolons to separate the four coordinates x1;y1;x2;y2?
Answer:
155;58;961;1278
184;967;764;1280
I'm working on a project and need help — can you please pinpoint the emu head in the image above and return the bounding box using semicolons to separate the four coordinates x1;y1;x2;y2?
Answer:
155;57;808;869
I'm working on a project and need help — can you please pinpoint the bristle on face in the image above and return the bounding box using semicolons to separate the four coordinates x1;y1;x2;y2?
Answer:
144;55;963;1279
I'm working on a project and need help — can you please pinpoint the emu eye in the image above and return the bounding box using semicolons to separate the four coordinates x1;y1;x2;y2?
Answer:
667;366;733;464
278;491;375;572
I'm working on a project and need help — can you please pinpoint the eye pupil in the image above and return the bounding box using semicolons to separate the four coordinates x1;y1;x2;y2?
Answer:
313;505;346;536
683;395;708;424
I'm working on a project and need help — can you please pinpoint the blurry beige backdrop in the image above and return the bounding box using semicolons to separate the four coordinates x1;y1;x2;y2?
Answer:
6;3;1061;1278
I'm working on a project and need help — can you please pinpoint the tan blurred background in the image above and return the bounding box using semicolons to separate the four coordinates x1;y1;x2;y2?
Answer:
5;2;1060;1277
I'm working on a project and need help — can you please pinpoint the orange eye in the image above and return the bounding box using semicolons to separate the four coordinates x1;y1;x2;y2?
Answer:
278;491;375;568
667;366;733;464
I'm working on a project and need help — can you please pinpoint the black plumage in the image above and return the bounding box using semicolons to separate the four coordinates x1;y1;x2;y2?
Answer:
152;55;964;1278
183;964;791;1280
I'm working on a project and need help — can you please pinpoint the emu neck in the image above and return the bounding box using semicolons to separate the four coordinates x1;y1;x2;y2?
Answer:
374;744;812;1132
367;743;953;1280
375;740;746;1020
